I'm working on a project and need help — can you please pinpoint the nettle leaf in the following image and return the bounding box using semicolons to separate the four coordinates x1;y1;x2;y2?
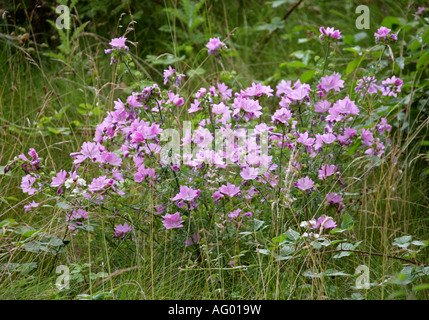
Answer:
253;219;266;232
0;218;17;228
269;0;295;8
56;201;72;210
257;249;270;255
411;240;428;247
272;234;287;244
393;235;412;248
396;57;405;69
285;228;300;242
334;251;351;259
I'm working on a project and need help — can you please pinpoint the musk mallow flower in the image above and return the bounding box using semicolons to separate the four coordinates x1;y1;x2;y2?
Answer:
21;174;39;195
170;186;201;202
295;176;315;191
374;26;398;44
297;131;315;147
24;201;39;214
310;215;337;230
228;209;252;222
317;72;344;93
271;108;292;125
314;100;331;113
51;170;68;187
375;118;392;135
185;233;200;246
319;27;342;41
380;76;403;97
113;223;132;239
109;37;128;50
206;37;226;55
163;66;176;85
318;164;337;180
361;128;374;147
218;183;241;197
355;76;379;95
240;166;259;180
162;212;184;229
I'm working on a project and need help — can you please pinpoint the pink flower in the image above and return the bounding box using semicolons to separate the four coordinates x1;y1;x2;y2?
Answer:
188;99;202;113
21;175;38;195
381;76;403;97
240;167;259;180
331;96;359;116
319;27;342;41
24;201;39;213
361;128;374;147
193;127;213;148
271;108;292;125
163;66;176;85
127;94;143;108
355;76;379;95
206;37;226;55
374;26;397;44
113;223;132;238
244;82;274;98
318;164;337;180
314;100;331;113
162;212;184;229
101;151;122;167
375;118;392;135
170;186;201;202
218;183;240;197
295;176;315;191
185;233;200;246
317;72;344;93
310;216;337;230
51;170;67;187
88;176;113;193
109;37;128;49
297;131;315;146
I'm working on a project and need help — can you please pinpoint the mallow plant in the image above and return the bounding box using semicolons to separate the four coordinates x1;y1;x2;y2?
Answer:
4;25;416;274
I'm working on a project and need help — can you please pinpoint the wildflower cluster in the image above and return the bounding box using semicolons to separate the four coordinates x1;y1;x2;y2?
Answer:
4;25;401;259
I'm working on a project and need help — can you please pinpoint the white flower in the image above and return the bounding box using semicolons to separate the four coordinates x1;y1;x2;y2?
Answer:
77;178;86;186
300;221;309;228
65;178;74;189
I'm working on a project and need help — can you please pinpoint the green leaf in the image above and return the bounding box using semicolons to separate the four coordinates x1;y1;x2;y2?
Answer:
4;196;18;201
284;61;308;68
253;219;265;232
393;235;412;248
269;0;295;8
396;57;405;70
417;51;429;70
346;58;362;76
56;201;72;210
285;228;300;241
341;213;354;230
412;284;429;292
422;27;429;44
300;70;315;83
0;218;16;228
